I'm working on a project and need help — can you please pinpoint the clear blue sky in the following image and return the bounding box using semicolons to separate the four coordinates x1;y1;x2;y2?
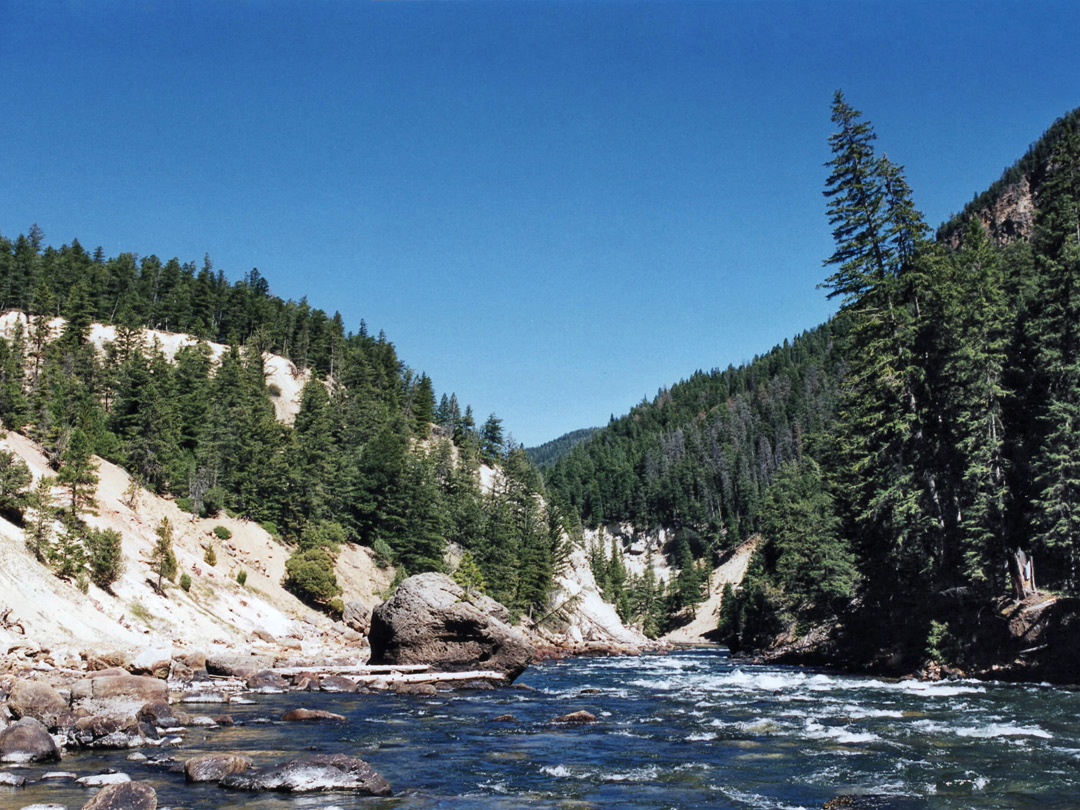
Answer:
2;2;1078;447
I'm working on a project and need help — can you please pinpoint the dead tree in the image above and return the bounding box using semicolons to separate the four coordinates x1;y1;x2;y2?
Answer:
1008;548;1037;600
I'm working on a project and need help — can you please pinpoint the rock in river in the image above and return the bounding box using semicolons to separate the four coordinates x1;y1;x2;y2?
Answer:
184;753;254;783
219;753;391;795
368;572;533;682
79;780;157;810
0;717;61;763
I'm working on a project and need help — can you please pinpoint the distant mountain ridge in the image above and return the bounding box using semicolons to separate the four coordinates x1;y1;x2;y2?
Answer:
525;427;599;469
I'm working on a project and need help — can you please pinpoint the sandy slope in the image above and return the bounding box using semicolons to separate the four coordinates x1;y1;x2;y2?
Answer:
661;535;760;644
0;430;390;665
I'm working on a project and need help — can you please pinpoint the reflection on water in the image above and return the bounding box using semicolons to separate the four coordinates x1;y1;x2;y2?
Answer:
3;649;1079;809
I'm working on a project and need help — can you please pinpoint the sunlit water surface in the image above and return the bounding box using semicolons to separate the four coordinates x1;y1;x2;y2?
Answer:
3;648;1079;810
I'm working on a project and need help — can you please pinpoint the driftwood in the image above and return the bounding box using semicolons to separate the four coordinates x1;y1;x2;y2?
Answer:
274;663;431;676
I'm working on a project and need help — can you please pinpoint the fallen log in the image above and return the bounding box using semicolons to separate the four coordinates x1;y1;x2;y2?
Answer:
273;664;431;676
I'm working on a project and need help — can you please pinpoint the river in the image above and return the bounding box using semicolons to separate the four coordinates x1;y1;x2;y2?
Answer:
3;648;1079;809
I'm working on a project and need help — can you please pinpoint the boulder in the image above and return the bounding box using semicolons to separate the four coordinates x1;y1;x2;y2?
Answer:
184;753;253;783
368;573;533;682
219;753;391;795
136;701;180;729
318;675;357;693
128;648;173;679
7;680;68;729
342;601;371;634
78;780;156;810
0;717;61;763
206;653;272;678
246;670;289;692
281;708;346;722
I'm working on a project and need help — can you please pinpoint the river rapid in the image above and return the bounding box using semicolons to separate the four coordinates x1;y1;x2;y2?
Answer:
3;648;1079;810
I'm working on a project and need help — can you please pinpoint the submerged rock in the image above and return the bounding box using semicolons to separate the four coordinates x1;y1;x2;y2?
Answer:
219;753;391;795
369;572;533;682
76;772;131;787
0;770;27;786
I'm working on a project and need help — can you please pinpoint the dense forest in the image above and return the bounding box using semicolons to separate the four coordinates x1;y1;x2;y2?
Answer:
0;233;568;619
548;95;1080;661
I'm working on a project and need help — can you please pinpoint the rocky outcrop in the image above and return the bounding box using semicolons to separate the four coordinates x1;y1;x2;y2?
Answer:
342;601;371;635
368;573;533;682
219;753;391;795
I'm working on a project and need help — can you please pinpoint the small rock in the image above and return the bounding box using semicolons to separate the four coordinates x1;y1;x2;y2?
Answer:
41;771;77;780
19;804;68;810
281;708;346;722
490;714;517;723
178;690;227;703
76;772;131;787
213;714;234;726
551;710;597;725
136;701;179;729
0;770;27;786
78;780;156;810
184;753;253;783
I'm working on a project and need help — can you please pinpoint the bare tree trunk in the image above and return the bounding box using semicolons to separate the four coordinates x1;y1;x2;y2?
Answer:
1008;548;1037;599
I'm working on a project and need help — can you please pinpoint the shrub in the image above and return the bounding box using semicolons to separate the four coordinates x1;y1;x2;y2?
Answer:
372;537;395;569
213;525;232;541
175;496;194;514
203;543;217;567
179;572;192;592
284;547;341;606
236;569;248;587
86;527;124;589
267;382;282;397
298;519;346;551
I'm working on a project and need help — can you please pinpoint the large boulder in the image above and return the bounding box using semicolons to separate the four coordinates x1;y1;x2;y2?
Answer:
7;680;68;729
219;753;390;795
71;675;168;721
0;717;61;763
368;573;533;682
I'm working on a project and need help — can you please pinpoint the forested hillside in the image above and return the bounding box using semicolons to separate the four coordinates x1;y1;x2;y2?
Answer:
526;427;600;469
0;235;566;618
550;97;1080;669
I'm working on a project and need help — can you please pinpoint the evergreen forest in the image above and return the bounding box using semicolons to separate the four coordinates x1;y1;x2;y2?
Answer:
546;95;1080;660
0;234;567;618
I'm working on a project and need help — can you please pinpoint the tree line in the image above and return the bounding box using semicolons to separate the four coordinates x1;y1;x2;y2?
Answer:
0;233;565;618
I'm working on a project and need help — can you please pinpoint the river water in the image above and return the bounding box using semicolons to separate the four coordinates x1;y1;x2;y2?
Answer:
3;648;1080;810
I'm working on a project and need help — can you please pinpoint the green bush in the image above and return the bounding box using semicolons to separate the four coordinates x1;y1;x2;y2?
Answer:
175;496;194;514
372;537;395;569
236;569;248;587
213;525;232;541
86;527;124;590
284;547;341;606
299;519;346;551
179;572;192;592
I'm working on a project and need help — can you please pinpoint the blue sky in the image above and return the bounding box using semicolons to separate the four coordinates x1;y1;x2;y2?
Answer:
2;1;1078;447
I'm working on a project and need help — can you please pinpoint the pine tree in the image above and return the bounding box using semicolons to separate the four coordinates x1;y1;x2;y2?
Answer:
152;517;178;592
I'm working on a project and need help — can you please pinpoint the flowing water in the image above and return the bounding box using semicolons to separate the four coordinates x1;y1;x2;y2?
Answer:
3;648;1080;810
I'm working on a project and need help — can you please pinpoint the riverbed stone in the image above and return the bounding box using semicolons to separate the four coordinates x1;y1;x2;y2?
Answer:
184;753;253;783
7;680;68;729
0;769;27;786
368;572;533;683
318;675;358;693
246;670;289;692
136;701;179;729
0;718;61;763
219;753;391;795
76;772;131;787
78;780;156;810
